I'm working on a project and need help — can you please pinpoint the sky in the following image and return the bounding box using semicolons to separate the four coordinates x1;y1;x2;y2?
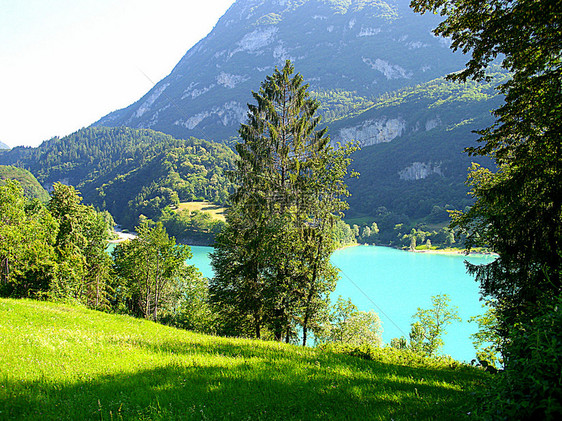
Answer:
0;0;236;147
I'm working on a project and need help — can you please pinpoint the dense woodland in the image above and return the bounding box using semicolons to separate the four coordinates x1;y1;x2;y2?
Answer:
0;128;235;234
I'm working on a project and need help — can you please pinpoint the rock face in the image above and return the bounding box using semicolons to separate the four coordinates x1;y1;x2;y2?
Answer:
337;117;406;147
93;0;465;142
399;162;443;180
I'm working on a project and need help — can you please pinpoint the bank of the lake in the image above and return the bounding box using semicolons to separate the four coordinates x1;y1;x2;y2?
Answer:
188;244;495;363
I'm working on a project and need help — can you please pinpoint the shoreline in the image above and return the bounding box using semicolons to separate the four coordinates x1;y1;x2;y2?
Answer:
108;227;137;243
410;248;498;257
336;243;497;257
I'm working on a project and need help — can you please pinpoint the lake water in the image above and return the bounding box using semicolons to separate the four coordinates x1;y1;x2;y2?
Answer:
188;244;495;362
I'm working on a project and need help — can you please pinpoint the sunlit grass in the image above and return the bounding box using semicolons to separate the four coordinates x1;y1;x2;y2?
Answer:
0;299;490;420
175;201;227;222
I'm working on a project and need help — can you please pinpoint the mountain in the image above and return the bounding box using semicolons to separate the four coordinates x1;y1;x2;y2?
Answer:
93;0;466;142
0;165;49;201
0;141;10;150
338;68;507;223
0;127;235;228
1;0;504;229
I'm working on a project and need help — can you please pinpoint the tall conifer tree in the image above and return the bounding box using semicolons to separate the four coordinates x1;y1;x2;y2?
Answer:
210;61;355;342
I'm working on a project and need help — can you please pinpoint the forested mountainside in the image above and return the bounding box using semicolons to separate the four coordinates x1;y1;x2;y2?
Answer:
93;0;466;142
0;166;49;202
341;68;507;224
0;127;235;228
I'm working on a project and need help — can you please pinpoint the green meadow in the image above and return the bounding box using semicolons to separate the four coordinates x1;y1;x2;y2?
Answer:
0;299;490;420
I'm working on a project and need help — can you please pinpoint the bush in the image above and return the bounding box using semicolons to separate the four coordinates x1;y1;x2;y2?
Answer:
477;297;562;419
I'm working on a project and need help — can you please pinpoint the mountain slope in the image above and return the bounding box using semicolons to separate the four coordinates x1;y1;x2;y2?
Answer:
0;165;49;201
0;127;236;228
93;0;466;142
332;69;505;225
0;141;10;150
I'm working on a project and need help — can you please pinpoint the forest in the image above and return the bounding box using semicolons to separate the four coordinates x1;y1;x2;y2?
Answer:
0;127;236;232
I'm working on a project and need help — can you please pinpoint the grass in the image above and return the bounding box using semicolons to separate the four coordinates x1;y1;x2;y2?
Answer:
175;201;226;222
0;299;491;420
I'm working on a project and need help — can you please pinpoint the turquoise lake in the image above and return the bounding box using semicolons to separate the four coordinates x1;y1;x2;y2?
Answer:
188;244;495;363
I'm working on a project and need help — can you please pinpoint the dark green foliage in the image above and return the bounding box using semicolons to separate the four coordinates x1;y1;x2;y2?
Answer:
0;127;235;229
488;297;562;419
412;0;562;416
0;165;49;201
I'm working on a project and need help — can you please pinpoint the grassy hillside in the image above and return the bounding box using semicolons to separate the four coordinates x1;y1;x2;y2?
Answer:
176;201;227;222
0;299;490;420
0;165;49;201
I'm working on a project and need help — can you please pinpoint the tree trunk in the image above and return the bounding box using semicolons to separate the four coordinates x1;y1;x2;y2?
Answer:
153;252;160;321
144;254;151;319
254;314;261;339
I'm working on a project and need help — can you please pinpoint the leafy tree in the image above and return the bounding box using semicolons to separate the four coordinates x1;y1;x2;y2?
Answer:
409;294;461;356
113;220;196;321
47;183;113;304
0;180;58;297
411;0;561;415
390;336;408;350
210;61;355;343
469;302;503;368
317;297;383;347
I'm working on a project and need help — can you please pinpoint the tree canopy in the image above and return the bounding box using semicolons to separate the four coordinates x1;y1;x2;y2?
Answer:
411;0;562;416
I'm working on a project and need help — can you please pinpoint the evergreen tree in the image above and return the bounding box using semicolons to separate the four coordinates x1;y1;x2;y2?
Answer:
210;61;355;343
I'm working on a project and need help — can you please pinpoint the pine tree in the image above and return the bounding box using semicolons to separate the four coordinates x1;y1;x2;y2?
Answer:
210;61;355;342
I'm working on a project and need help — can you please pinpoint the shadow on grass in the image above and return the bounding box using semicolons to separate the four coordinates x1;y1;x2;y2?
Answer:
1;337;486;421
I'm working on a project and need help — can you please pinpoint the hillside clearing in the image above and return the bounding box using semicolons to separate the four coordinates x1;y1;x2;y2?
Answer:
0;299;490;420
176;201;226;222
